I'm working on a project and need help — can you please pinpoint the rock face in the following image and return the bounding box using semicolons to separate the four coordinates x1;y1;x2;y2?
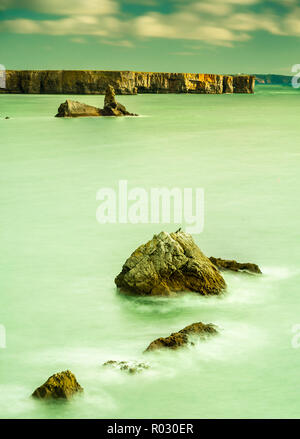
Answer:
55;85;137;117
209;257;262;274
145;322;218;352
103;360;149;374
101;85;137;116
233;75;255;93
1;70;255;94
32;370;83;400
115;231;226;296
223;75;234;93
55;99;102;117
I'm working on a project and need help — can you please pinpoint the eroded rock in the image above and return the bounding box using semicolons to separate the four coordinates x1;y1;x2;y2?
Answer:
55;99;102;117
32;370;83;400
145;322;218;352
55;85;137;117
209;257;262;274
115;230;226;296
103;360;149;374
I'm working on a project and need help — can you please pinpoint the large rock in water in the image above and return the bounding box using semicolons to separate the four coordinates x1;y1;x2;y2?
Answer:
55;85;137;117
55;99;102;117
115;231;226;296
145;322;218;352
32;370;83;400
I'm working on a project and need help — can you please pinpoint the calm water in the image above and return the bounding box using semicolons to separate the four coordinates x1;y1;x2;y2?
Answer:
1;86;300;418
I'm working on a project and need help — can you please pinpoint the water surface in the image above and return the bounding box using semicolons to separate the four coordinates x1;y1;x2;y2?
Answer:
0;86;300;418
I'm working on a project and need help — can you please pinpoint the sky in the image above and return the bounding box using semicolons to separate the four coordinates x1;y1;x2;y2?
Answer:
0;0;299;74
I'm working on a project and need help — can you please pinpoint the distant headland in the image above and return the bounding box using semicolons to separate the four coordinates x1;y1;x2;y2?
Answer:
0;70;255;95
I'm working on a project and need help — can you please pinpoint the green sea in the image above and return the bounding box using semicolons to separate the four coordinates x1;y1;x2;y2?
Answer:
1;85;300;418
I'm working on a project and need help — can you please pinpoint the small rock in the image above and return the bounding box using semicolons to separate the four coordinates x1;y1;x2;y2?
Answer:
209;257;262;274
145;322;218;352
103;360;149;374
32;370;83;400
115;230;226;296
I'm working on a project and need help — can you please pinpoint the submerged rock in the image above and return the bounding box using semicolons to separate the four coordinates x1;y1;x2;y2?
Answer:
145;322;218;352
32;370;83;400
103;360;149;374
209;257;262;274
115;230;226;296
55;85;137;117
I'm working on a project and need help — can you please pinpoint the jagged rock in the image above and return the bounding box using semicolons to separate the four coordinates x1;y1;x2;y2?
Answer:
223;75;233;93
104;84;117;108
103;360;149;374
32;370;83;400
55;99;102;117
233;75;255;93
209;257;262;274
145;322;218;352
102;85;137;116
55;85;137;117
115;230;226;296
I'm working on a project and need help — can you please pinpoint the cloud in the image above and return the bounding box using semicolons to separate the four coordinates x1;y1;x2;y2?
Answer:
0;0;300;48
0;0;118;14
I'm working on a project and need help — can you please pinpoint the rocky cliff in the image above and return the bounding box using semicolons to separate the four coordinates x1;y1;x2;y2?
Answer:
254;74;292;86
0;70;255;94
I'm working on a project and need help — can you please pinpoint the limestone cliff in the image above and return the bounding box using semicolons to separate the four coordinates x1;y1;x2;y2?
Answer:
1;70;255;94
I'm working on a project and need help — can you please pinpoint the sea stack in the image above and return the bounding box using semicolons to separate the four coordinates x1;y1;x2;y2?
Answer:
55;85;137;117
115;230;226;296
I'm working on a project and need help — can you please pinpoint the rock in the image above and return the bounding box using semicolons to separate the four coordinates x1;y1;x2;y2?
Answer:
55;99;102;117
115;230;226;296
223;75;233;93
103;360;149;374
233;75;255;93
104;84;117;108
5;116;10;119
102;85;137;116
209;257;262;274
145;322;218;352
55;85;137;117
1;70;255;95
32;370;83;400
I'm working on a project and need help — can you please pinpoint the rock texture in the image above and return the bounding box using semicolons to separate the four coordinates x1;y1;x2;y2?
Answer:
223;75;234;93
115;231;226;296
209;257;262;274
103;360;149;374
145;322;218;352
55;85;137;117
55;99;102;117
1;70;255;94
233;75;255;94
32;370;83;400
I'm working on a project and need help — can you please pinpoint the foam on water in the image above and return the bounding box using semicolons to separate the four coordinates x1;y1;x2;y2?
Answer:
1;86;300;418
